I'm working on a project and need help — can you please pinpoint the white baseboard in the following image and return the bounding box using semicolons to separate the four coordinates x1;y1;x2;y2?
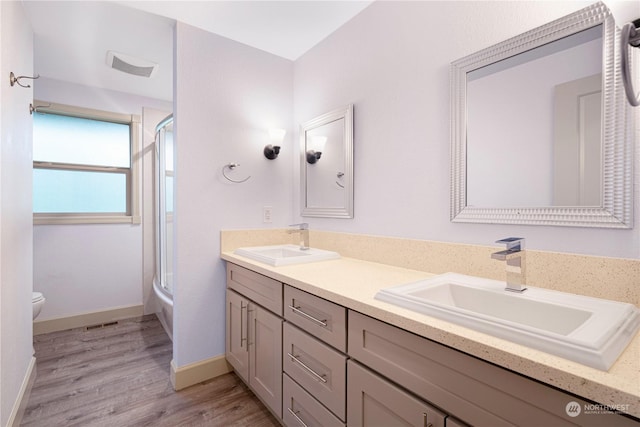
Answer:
7;356;37;427
170;355;232;391
33;305;144;335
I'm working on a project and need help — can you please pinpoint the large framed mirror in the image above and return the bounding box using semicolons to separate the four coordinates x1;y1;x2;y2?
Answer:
301;105;354;218
450;2;633;228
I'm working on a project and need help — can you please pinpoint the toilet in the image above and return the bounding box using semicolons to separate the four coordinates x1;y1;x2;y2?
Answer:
32;292;45;355
32;291;45;320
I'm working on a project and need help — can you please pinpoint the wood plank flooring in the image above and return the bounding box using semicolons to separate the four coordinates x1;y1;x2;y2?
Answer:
22;314;280;427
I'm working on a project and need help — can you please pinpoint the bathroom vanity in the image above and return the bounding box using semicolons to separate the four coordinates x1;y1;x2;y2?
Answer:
222;253;640;426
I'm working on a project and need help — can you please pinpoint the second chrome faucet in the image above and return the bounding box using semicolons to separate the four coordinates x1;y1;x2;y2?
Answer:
491;237;526;293
288;223;310;250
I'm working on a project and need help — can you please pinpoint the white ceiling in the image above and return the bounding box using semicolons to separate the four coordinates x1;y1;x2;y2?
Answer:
22;1;373;102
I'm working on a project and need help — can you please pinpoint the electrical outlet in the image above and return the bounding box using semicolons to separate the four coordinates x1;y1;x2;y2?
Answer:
263;206;273;223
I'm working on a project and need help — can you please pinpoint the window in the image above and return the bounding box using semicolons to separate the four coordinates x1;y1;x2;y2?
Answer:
33;102;140;224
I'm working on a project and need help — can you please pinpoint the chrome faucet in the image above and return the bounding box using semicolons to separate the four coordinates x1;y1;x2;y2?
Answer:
288;223;310;250
491;237;526;293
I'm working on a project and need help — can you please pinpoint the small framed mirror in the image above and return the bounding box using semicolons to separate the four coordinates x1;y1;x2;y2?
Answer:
301;105;354;218
450;2;633;228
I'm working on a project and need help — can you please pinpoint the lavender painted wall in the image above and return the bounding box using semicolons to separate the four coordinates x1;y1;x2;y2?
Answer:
174;22;293;366
1;2;34;423
293;0;639;259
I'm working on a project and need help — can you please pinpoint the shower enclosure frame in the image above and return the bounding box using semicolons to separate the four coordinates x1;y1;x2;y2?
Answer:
153;114;174;340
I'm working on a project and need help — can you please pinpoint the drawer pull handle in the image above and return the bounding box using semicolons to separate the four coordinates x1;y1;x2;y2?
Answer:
287;408;309;427
288;305;328;327
240;302;247;349
423;412;433;427
287;352;328;383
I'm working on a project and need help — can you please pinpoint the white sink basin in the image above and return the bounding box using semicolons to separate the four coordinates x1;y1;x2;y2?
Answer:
234;244;340;266
375;273;640;370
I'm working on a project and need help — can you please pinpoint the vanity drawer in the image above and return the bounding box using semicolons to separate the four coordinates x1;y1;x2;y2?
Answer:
348;311;638;427
283;322;346;421
347;360;446;427
284;285;346;351
227;263;282;315
283;373;344;427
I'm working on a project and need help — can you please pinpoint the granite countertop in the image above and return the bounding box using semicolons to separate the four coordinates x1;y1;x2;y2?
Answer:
221;252;640;418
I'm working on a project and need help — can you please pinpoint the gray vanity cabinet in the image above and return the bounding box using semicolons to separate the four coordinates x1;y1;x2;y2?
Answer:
225;262;638;427
348;310;639;427
225;265;283;419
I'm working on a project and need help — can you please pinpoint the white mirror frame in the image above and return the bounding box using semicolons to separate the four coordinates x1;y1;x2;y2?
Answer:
450;2;633;228
301;104;354;218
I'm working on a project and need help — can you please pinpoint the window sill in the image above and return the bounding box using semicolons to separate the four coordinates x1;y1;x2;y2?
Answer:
33;215;141;225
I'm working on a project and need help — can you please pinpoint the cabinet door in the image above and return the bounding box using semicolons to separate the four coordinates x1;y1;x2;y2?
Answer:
347;360;446;427
249;303;283;418
225;289;249;382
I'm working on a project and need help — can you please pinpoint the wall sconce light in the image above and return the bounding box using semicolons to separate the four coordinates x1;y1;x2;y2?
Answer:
306;136;327;164
264;128;286;160
306;150;322;164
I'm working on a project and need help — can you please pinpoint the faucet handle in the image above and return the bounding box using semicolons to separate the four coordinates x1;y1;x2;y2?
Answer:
495;237;525;251
289;223;309;230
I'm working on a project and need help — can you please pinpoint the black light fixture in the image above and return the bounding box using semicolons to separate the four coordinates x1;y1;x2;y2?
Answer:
264;144;280;160
264;129;286;160
306;150;322;164
306;136;327;164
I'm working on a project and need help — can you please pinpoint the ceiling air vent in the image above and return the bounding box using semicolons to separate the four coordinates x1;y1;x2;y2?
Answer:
106;51;158;78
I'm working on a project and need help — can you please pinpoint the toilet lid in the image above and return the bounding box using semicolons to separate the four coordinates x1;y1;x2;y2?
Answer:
32;292;44;303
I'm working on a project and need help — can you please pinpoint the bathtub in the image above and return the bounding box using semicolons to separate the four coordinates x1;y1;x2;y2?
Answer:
153;277;173;341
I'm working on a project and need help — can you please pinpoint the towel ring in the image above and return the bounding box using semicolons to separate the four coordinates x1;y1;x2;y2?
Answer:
222;163;251;183
621;21;640;107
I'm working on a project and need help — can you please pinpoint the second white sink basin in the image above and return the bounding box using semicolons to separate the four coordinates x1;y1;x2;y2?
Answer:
375;273;640;370
234;244;340;266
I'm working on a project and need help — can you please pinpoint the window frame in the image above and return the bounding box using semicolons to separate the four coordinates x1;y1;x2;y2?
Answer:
33;101;141;225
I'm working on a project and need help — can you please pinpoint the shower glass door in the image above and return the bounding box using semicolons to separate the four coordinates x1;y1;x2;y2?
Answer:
155;115;174;295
